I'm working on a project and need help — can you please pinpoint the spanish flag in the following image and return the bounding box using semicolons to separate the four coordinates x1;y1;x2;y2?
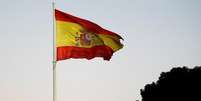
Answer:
55;9;123;61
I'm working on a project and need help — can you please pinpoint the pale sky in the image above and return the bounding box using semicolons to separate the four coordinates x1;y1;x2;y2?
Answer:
0;0;201;101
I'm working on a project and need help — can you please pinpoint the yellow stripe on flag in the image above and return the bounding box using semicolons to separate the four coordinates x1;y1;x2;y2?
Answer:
56;21;123;51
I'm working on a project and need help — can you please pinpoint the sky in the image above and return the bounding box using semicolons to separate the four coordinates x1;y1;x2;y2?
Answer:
0;0;201;101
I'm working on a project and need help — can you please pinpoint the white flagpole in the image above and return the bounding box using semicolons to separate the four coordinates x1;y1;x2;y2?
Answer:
52;2;57;101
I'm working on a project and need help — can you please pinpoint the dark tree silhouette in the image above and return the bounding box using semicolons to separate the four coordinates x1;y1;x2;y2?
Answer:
140;66;201;101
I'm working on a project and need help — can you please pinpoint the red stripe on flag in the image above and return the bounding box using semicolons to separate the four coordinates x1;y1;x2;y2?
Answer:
57;46;114;61
55;9;123;39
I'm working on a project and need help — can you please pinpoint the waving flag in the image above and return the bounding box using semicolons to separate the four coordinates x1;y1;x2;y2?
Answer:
55;9;123;61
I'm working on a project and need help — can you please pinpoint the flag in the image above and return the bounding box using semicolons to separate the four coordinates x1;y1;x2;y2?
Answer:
55;9;123;61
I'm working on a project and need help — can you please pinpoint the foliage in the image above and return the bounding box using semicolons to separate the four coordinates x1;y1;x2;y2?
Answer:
140;66;201;101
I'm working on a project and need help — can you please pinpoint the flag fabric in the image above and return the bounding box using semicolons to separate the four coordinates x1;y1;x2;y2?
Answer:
55;9;123;61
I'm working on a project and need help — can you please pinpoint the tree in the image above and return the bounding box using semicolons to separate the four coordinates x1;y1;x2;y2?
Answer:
140;66;201;101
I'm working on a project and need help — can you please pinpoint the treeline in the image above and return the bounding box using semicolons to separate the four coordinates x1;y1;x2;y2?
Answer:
140;66;201;101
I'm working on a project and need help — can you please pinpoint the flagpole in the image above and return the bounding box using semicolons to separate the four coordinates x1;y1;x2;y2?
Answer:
52;2;57;101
